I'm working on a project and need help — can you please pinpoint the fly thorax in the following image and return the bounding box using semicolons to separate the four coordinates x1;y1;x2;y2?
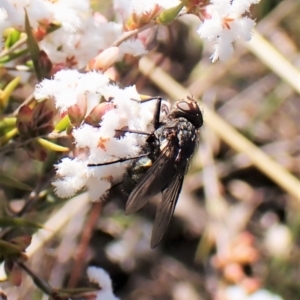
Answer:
159;138;169;152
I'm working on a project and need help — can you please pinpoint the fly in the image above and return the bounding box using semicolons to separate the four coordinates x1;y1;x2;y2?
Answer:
89;96;203;248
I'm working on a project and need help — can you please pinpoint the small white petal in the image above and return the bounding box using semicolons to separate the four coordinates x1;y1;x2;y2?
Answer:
119;39;147;58
197;18;223;41
130;0;181;14
87;266;113;290
73;124;100;149
212;31;234;62
105;134;142;158
52;177;87;198
55;158;86;177
235;17;256;41
51;0;90;32
87;266;120;299
130;0;159;14
86;178;111;201
95;290;120;300
99;110;121;137
211;0;231;15
53;158;89;198
79;71;110;94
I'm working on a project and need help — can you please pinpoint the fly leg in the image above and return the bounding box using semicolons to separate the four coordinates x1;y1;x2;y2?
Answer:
115;129;151;136
88;152;150;167
130;96;164;130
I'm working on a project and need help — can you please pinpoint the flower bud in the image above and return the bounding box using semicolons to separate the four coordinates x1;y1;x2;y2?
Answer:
25;140;48;161
16;105;34;136
223;263;245;283
87;47;119;71
84;102;114;126
156;3;184;25
125;5;162;30
68;93;87;126
34;27;47;41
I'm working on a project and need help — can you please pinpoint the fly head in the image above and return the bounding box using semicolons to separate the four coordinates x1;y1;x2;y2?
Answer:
169;96;203;129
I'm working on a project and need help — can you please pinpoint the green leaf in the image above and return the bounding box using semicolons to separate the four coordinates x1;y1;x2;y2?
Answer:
0;48;29;64
18;262;52;294
24;9;44;81
0;117;17;129
0;239;23;256
36;138;69;152
0;127;18;146
5;29;21;48
0;76;21;111
54;114;71;132
0;172;32;191
0;217;43;229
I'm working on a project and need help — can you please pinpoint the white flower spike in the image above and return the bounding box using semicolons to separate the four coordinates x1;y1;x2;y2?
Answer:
197;0;260;62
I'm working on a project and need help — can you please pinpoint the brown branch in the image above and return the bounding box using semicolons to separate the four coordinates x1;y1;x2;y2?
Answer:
111;21;157;47
67;201;103;288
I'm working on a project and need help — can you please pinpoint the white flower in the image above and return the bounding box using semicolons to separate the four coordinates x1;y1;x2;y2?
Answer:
264;223;292;258
1;1;146;67
130;0;180;15
87;266;120;300
197;0;260;62
119;39;147;58
0;0;51;30
39;18;146;68
39;20;120;68
51;0;91;32
52;158;89;198
35;70;158;200
34;70;110;112
113;0;180;20
0;0;90;32
0;8;9;50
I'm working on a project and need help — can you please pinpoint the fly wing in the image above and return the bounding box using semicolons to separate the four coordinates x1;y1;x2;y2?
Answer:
150;173;184;248
125;141;178;215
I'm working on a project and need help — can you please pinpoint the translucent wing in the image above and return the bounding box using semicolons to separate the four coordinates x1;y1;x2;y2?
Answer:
150;173;184;248
125;142;178;215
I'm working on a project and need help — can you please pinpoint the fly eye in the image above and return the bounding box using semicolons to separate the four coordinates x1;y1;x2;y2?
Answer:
176;101;191;113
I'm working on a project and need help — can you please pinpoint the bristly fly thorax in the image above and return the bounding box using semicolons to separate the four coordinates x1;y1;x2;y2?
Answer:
89;96;203;248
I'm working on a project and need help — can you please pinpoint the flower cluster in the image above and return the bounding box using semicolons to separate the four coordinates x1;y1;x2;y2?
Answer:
0;0;263;202
197;0;260;62
114;0;181;21
34;69;159;200
0;0;263;205
0;0;146;69
0;0;261;67
21;0;262;201
113;0;261;61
